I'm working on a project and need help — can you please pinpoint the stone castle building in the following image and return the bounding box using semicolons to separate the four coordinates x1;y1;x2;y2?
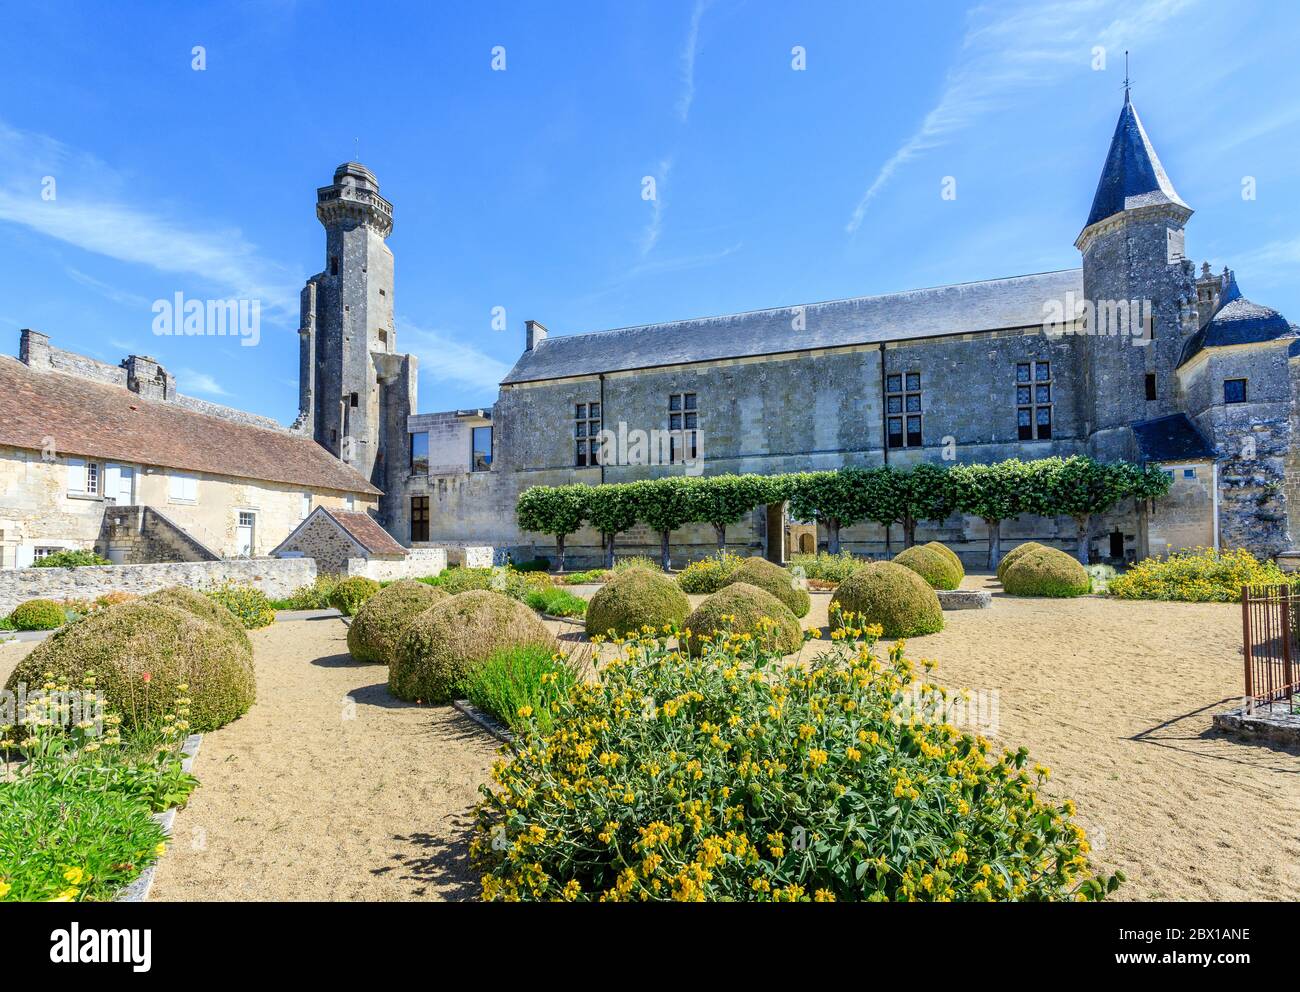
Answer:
3;89;1297;572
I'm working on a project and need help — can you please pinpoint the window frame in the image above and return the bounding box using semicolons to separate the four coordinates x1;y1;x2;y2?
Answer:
167;472;199;504
885;372;923;449
471;425;493;472
409;431;429;475
667;392;699;463
66;457;102;498
1016;361;1053;441
574;401;603;467
1223;378;1248;405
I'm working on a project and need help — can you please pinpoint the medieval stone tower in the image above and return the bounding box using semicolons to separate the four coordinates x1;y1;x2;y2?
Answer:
1076;88;1199;460
297;162;417;532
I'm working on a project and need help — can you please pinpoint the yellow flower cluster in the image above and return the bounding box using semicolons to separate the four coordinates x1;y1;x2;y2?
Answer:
1108;546;1298;603
471;625;1117;903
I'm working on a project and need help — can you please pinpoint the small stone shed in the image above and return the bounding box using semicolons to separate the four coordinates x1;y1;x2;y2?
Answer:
271;506;409;575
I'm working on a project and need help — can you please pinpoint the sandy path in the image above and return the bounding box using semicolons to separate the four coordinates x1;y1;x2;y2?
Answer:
2;577;1296;902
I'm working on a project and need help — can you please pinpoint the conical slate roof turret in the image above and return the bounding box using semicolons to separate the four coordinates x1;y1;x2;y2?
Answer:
1083;91;1189;230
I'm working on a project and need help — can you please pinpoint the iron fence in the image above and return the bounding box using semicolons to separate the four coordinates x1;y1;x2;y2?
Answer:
1240;584;1300;712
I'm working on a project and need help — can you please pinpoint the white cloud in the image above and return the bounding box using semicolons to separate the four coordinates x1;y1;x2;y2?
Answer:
0;120;300;317
398;318;511;395
676;0;711;122
846;0;1199;234
176;368;230;397
65;267;152;310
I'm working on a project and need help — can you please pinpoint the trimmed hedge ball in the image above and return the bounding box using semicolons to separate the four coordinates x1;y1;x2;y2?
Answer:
996;542;1047;582
347;580;448;664
924;542;965;581
328;576;381;617
722;557;811;618
142;586;252;656
683;583;804;657
9;599;66;631
893;545;962;591
830;561;943;639
586;566;691;638
1001;547;1091;598
390;590;556;704
6;601;256;732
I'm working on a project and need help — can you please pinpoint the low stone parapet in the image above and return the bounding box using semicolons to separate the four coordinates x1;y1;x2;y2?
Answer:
937;589;992;610
0;557;317;614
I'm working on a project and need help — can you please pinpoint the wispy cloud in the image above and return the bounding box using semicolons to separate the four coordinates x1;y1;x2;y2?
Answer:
176;368;229;397
845;0;1199;234
0;120;300;317
1228;236;1300;291
65;267;152;310
640;158;673;256
398;317;511;395
676;0;711;122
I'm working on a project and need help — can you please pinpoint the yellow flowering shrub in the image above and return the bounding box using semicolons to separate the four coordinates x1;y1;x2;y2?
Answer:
677;551;744;594
1107;547;1299;603
471;623;1119;902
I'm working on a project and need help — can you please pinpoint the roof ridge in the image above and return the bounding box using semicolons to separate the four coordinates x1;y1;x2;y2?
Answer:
533;267;1084;347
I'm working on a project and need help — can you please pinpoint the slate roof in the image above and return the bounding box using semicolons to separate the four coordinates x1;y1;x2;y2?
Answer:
1130;413;1216;463
1083;93;1189;230
502;268;1083;384
0;355;381;495
1177;274;1296;366
326;509;408;556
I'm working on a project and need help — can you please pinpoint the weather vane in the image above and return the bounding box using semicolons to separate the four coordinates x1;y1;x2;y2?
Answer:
1123;51;1131;99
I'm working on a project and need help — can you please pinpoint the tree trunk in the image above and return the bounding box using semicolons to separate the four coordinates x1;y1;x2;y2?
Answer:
603;532;615;570
1075;515;1090;565
555;534;566;574
827;519;842;555
660;531;671;572
985;519;1001;571
903;515;917;549
713;522;726;552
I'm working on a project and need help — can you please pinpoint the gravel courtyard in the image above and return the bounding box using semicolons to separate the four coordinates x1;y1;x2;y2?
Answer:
2;578;1295;901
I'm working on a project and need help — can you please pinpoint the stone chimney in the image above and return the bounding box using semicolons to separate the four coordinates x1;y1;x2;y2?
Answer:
525;319;548;351
19;329;51;368
123;355;177;402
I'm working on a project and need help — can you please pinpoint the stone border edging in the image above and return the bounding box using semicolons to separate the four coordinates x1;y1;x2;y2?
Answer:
115;732;203;903
1213;705;1300;746
452;699;515;745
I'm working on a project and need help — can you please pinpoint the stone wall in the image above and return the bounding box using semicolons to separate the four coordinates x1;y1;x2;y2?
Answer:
0;557;316;615
342;548;447;581
275;512;361;574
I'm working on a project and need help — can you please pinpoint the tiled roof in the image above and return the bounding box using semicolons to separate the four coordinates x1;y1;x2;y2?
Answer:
1083;94;1189;230
326;509;407;556
502;268;1083;384
0;355;380;495
1130;413;1215;463
1178;274;1296;366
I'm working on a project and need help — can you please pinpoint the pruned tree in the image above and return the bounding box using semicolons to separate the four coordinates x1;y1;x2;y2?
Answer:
515;483;587;572
585;483;640;569
788;468;875;554
632;477;695;571
949;459;1033;569
884;462;956;548
684;474;775;551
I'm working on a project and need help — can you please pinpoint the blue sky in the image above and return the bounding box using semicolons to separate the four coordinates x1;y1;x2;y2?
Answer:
1;0;1297;422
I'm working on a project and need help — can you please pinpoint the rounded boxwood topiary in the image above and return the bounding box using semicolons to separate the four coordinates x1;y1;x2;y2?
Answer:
722;557;811;618
924;542;965;581
328;576;381;617
5;601;256;732
142;586;252;656
9;599;67;631
830;561;943;639
996;542;1046;582
683;583;803;657
893;545;962;591
390;590;557;703
586;567;691;638
1001;547;1091;598
347;580;448;664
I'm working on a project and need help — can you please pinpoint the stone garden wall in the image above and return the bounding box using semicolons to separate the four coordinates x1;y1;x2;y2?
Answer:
343;548;447;582
0;557;317;614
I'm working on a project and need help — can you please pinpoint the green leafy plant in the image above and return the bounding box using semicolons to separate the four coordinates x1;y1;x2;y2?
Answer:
632;478;696;572
203;581;275;629
1107;547;1299;603
274;576;341;610
562;569;610;585
587;567;691;638
1001;547;1091;598
472;625;1120;902
586;485;641;570
31;549;111;568
677;551;744;594
524;586;588;618
464;643;583;735
722;557;811;618
9;599;66;631
830;561;943;638
347;580;447;664
788;550;866;584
